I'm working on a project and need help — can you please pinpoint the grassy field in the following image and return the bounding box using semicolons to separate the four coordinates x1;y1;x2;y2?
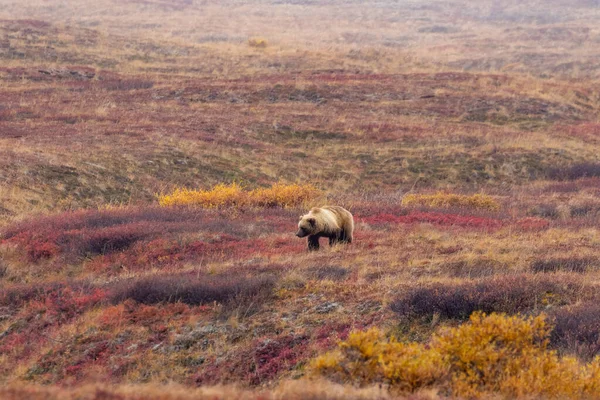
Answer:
2;1;600;398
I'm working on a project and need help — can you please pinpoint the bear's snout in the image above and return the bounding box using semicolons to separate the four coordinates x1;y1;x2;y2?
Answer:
296;229;307;237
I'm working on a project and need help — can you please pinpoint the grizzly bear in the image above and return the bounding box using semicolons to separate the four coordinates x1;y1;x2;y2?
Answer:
296;206;354;251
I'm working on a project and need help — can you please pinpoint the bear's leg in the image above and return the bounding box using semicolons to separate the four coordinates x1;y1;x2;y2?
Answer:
308;235;320;251
343;224;353;243
329;235;339;247
337;229;349;244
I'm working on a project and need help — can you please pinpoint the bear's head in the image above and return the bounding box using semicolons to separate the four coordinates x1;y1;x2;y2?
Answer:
296;215;317;237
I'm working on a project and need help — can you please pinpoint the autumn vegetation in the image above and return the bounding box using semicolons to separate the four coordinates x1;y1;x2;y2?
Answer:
2;0;600;398
312;313;600;398
158;182;319;208
401;192;500;211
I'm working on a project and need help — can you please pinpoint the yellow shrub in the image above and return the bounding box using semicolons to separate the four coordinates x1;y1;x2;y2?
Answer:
311;312;600;398
249;182;319;208
402;192;500;211
311;327;445;392
378;341;447;391
157;183;245;208
248;37;268;48
158;182;319;209
433;312;558;398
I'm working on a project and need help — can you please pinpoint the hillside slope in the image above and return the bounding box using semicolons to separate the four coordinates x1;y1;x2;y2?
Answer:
1;1;600;398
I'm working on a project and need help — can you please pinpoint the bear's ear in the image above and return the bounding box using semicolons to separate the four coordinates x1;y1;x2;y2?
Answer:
307;217;316;226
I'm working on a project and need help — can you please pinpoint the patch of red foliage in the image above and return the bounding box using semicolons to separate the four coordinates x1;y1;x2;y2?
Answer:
6;221;190;263
85;238;221;274
0;332;28;353
249;334;309;385
195;334;309;386
1;207;299;266
1;281;102;310
86;235;302;275
360;211;503;229
25;241;61;262
515;217;551;231
559;123;600;141
20;300;197;384
1;208;198;261
62;340;111;380
313;323;351;348
20;286;106;328
99;301;194;330
0;283;107;359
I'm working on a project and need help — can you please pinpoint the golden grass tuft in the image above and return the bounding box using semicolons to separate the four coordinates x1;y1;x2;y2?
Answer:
157;182;319;208
402;192;500;211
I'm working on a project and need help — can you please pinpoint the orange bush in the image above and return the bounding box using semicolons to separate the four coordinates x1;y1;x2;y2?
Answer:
157;182;319;208
249;182;319;208
158;183;245;208
311;312;600;398
248;37;268;48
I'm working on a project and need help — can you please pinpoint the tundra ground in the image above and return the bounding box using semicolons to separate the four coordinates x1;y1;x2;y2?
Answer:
2;1;600;398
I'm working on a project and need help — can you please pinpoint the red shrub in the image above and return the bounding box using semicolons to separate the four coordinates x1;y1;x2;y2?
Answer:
361;211;503;229
35;222;166;259
0;281;107;357
98;304;127;328
122;301;190;328
0;332;28;354
23;286;107;326
1;208;199;261
194;334;309;386
25;240;60;262
561;123;600;140
515;217;550;231
66;340;110;375
314;323;351;348
1;207;298;264
86;236;290;275
249;334;309;385
1;281;100;309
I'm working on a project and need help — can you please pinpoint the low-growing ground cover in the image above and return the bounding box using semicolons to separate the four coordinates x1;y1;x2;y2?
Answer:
2;182;600;398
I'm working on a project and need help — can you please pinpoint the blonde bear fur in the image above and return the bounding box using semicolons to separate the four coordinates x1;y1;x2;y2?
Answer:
296;206;354;251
